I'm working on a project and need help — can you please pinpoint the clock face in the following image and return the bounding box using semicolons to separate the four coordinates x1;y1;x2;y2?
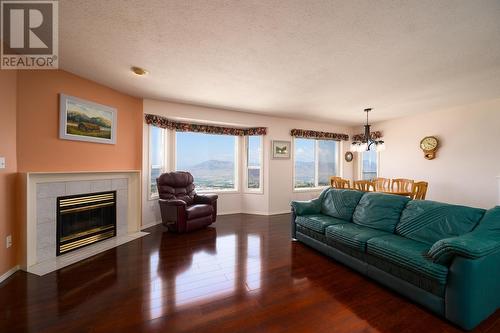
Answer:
420;136;438;151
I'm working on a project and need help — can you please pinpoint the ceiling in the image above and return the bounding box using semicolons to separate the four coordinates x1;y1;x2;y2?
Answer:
59;0;500;125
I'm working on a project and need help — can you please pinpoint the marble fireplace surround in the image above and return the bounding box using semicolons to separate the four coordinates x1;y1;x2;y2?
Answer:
22;171;145;276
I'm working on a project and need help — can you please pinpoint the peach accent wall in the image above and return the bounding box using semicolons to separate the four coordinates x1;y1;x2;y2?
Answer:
0;71;18;277
17;70;143;172
0;70;143;278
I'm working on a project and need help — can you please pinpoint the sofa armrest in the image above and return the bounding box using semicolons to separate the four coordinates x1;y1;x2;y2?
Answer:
428;233;500;265
290;198;322;216
445;248;500;330
194;193;218;204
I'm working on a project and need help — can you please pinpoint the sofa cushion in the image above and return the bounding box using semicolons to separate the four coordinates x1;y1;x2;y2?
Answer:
396;200;485;245
366;234;448;295
295;214;347;234
321;189;365;221
186;204;213;220
326;224;390;252
353;192;410;233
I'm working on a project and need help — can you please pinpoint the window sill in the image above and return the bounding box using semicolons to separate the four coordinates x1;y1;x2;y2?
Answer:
148;194;159;201
243;189;264;195
197;189;240;195
293;186;329;193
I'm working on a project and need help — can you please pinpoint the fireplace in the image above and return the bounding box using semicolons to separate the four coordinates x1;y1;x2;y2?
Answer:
56;191;117;255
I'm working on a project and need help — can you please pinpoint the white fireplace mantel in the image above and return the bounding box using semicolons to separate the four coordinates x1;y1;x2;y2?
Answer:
21;170;145;275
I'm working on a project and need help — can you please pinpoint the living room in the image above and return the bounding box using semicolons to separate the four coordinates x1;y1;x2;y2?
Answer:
1;1;499;332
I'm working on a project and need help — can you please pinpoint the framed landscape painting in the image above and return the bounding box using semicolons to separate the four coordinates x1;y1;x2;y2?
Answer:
59;94;117;144
272;140;291;159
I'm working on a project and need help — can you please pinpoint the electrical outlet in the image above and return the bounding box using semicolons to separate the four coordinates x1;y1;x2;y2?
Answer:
0;157;5;169
6;235;12;248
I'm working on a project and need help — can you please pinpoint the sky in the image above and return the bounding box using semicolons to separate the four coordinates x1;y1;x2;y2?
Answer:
176;132;236;169
294;139;337;163
67;99;112;120
151;130;264;169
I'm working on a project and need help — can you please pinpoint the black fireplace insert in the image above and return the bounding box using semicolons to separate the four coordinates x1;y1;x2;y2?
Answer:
56;191;117;255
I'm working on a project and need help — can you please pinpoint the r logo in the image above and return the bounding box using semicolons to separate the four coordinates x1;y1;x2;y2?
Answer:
2;1;53;54
1;0;58;69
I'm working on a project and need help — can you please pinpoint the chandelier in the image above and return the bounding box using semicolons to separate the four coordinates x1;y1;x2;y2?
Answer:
351;108;386;152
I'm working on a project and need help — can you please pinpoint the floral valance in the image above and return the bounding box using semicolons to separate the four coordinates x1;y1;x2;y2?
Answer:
352;131;383;142
145;114;267;136
290;128;349;141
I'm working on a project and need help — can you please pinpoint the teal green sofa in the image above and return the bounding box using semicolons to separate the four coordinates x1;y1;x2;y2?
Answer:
290;188;500;330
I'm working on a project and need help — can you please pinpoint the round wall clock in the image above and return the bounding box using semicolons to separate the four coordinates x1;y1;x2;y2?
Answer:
345;151;354;162
420;136;439;160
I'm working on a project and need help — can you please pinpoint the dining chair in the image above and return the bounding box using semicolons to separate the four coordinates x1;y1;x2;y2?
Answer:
330;176;341;187
334;178;351;189
411;181;428;200
353;180;373;192
372;177;390;191
391;178;414;193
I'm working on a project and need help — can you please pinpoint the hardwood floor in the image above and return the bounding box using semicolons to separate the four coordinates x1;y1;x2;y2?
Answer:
1;214;499;333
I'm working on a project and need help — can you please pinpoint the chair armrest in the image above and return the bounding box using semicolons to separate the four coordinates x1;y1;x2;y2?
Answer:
158;199;187;232
428;232;500;265
290;198;322;216
194;193;218;204
159;199;187;207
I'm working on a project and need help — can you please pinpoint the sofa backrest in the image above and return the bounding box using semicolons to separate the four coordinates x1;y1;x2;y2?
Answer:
475;206;500;233
321;189;364;221
353;192;410;233
396;200;486;245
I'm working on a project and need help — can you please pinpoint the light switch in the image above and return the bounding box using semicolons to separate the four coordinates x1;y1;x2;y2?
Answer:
0;157;5;169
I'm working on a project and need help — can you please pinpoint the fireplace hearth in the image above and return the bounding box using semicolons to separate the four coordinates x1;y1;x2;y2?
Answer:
57;191;117;255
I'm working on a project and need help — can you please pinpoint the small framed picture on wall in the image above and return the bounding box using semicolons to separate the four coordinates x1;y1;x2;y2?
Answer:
272;140;291;159
59;94;117;144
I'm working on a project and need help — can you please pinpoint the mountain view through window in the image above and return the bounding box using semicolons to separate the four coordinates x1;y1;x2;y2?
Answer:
176;132;237;191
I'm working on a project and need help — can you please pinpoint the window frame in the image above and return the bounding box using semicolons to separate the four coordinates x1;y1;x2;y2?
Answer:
293;138;340;192
243;135;264;194
174;131;240;193
358;149;380;180
148;125;167;200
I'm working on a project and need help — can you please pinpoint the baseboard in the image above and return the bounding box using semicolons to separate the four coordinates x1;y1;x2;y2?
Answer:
267;210;292;215
141;220;162;230
0;265;20;285
218;210;243;216
224;210;291;216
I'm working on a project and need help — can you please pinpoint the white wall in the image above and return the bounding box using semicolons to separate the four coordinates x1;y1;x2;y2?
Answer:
142;99;352;225
361;98;500;209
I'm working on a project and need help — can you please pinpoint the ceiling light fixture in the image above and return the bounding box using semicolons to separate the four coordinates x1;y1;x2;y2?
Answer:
131;66;148;76
351;108;385;152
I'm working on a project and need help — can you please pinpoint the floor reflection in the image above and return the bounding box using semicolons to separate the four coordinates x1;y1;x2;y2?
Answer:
145;224;269;319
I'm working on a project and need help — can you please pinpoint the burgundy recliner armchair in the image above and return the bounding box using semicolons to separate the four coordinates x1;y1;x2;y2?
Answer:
157;171;218;233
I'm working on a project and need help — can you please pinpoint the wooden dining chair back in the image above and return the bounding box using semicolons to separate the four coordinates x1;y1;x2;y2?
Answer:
334;178;351;189
330;176;341;187
411;181;428;200
391;178;414;192
372;177;390;191
353;180;373;192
